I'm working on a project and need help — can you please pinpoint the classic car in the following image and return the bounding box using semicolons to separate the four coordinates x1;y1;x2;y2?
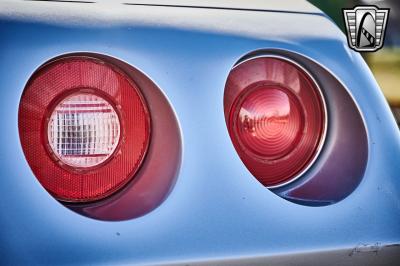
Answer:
0;0;399;265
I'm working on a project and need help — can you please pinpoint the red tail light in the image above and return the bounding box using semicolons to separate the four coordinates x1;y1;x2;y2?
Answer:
224;56;327;187
19;57;150;202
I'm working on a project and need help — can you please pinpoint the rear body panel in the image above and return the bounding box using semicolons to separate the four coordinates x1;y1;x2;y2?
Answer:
1;1;400;265
122;0;321;13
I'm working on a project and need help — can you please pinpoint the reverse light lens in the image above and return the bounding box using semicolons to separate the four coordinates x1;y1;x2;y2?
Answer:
225;56;327;188
48;93;121;168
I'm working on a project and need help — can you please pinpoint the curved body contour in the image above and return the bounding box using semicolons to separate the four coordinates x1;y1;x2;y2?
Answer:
0;1;400;265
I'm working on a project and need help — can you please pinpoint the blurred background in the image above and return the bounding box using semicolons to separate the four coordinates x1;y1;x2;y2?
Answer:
309;0;400;126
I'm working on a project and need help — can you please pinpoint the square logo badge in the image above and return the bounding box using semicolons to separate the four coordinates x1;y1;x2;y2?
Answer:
343;6;389;52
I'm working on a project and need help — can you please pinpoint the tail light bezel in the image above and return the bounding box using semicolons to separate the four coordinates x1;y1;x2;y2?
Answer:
19;53;182;220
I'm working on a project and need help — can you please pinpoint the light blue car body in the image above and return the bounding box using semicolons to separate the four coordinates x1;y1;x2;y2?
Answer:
0;1;399;265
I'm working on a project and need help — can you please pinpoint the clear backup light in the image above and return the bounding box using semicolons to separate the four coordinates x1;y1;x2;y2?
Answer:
47;93;121;168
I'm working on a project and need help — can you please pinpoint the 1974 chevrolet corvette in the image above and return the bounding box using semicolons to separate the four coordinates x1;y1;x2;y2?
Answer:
0;0;400;265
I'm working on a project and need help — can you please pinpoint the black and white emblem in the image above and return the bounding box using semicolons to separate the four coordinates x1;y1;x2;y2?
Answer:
343;6;389;52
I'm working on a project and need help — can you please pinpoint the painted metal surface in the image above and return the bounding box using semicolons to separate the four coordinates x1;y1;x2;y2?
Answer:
122;0;321;14
0;1;400;265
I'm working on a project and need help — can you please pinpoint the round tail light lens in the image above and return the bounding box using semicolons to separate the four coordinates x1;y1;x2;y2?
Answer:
19;56;150;202
224;56;327;188
235;86;304;160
